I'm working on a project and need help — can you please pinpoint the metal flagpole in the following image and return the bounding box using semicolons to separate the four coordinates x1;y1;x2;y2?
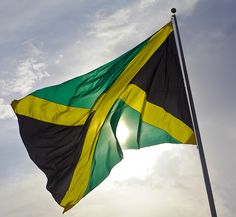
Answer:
170;8;218;217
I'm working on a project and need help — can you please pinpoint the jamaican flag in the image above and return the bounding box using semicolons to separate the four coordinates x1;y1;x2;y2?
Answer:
11;22;196;212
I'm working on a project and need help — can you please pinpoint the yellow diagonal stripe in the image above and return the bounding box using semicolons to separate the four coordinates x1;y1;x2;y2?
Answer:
61;22;173;211
119;84;196;144
11;96;90;126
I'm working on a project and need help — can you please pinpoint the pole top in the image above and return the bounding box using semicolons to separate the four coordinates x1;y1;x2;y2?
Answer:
171;8;176;14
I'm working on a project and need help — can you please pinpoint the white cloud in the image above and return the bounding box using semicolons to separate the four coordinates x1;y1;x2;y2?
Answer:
0;98;14;119
89;8;134;38
10;57;49;94
0;42;49;96
139;0;158;9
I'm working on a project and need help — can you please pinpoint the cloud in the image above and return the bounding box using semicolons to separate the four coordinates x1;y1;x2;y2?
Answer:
1;145;232;217
10;57;48;94
139;0;158;9
8;57;48;95
0;42;49;97
0;41;49;120
0;172;62;217
0;98;15;119
40;0;200;83
89;8;135;39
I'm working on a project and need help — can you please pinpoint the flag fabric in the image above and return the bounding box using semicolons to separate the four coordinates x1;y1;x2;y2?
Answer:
11;22;196;212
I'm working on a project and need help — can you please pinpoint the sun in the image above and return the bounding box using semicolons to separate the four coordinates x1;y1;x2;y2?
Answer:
116;120;130;146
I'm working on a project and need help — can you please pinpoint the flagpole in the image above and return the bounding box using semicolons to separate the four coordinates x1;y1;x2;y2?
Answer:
171;8;217;217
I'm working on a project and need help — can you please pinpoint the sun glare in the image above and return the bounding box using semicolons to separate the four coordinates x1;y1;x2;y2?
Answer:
116;120;130;146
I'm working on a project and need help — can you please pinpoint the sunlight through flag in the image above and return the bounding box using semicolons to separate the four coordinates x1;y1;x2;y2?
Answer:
116;120;130;146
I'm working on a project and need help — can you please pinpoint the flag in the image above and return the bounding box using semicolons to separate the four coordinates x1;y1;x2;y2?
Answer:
11;22;196;212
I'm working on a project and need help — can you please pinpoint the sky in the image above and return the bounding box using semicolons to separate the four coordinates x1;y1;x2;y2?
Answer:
0;0;235;216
